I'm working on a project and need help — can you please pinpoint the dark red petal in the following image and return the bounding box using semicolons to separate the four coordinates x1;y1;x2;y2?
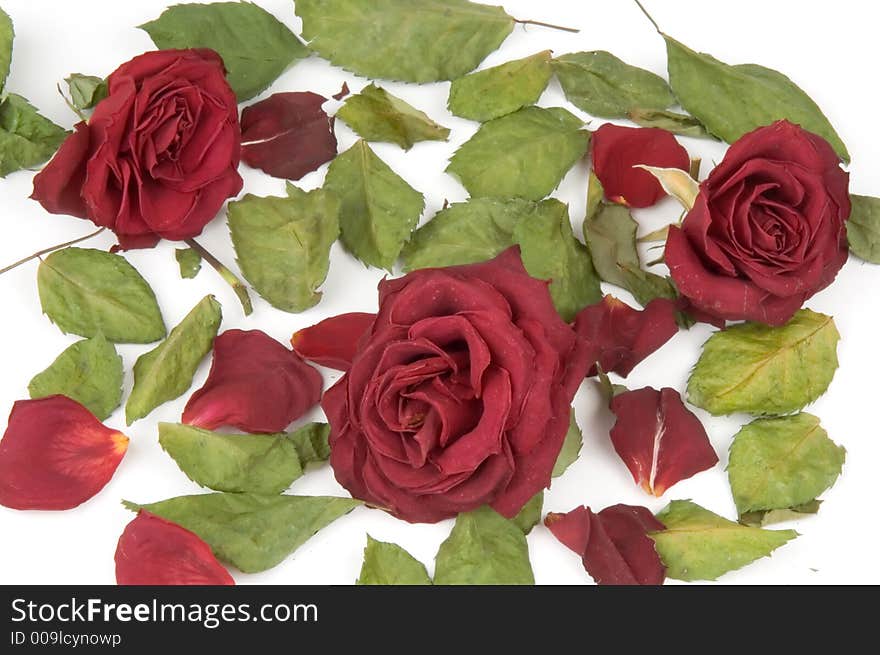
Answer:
115;511;234;585
0;396;128;510
544;506;591;555
30;122;91;219
292;313;377;371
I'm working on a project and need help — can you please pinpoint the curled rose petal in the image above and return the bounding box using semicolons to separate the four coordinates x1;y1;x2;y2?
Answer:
292;312;377;371
0;396;128;510
115;511;234;585
183;329;323;433
609;387;718;496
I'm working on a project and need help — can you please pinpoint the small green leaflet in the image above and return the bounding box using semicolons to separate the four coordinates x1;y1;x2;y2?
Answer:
740;500;822;528
357;536;432;585
552;50;674;118
728;414;845;519
0;7;12;92
228;184;339;312
626;108;714;140
158;422;331;495
448;50;553;122
447;106;589;201
125;295;221;425
688;309;840;416
433;506;534;585
37;247;166;344
0;94;68;177
336;84;450;150
64;74;108;111
847;195;880;264
175;248;201;279
28;335;123;421
296;0;514;83
664;35;849;161
650;500;797;581
511;492;543;535
324;140;424;270
139;2;309;101
552;411;583;478
124;494;360;574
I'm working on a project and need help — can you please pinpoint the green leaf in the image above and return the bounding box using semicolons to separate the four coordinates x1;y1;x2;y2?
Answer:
434;506;534;585
739;500;822;528
296;0;513;83
650;500;797;581
511;492;543;535
288;422;332;465
448;50;553;122
0;7;13;92
324;140;424;270
728;414;845;518
64;74;108;111
552;50;674;118
37;247;166;344
626;108;714;140
124;493;360;573
125;295;221;425
552;411;582;478
688;309;840;416
337;84;450;150
0;93;68;177
175;247;202;279
140;2;308;101
664;35;849;162
447;106;589;201
27;335;123;421
847;195;880;264
228;185;339;312
357;536;432;585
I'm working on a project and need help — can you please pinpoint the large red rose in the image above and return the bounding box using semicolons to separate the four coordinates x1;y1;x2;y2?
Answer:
32;49;242;249
321;248;593;523
665;120;850;326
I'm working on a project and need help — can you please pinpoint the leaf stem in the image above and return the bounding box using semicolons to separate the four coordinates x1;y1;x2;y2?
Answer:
184;237;253;316
633;0;662;33
0;226;105;275
56;83;87;122
515;18;579;34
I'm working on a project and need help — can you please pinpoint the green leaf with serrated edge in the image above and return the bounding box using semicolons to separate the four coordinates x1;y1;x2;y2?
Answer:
447;106;589;201
357;536;432;585
324;140;424;271
296;0;513;83
0;94;68;177
664;35;849;162
123;494;360;573
434;506;534;585
626;108;715;140
37;247;166;344
139;2;308;101
125;295;221;425
511;492;543;535
448;50;553;122
337;84;450;150
739;500;821;528
0;7;13;92
228;185;339;312
289;422;331;465
175;248;201;279
514;199;601;321
687;309;840;416
728;414;845;518
847;195;880;264
64;74;107;111
649;500;797;581
28;335;122;421
552;411;582;478
552;51;674;118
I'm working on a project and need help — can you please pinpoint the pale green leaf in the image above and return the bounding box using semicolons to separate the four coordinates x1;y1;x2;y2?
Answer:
552;411;582;478
0;94;68;177
511;492;543;535
627;108;714;140
0;7;13;92
64;74;107;111
847;195;880;264
739;500;822;528
175;247;201;279
357;536;432;585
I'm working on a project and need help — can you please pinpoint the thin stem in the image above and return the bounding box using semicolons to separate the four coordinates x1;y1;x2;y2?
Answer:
56;83;87;122
0;227;105;275
633;0;662;33
515;18;579;34
185;238;253;316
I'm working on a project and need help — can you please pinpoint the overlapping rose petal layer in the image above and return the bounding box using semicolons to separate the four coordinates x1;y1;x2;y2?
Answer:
292;312;376;371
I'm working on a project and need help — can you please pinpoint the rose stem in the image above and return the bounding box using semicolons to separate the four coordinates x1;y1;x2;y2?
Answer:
515;18;579;34
184;237;253;316
633;0;662;33
0;226;105;275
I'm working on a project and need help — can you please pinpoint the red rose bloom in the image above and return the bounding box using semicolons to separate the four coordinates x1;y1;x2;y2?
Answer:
32;49;242;249
321;248;593;523
665;120;850;326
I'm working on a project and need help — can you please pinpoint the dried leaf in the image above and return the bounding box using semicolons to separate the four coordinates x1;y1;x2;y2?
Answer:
847;194;880;264
357;536;431;585
627;108;714;140
175;247;201;279
0;93;68;176
552;412;582;478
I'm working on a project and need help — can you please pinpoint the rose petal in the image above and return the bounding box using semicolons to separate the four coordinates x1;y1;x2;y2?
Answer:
30;122;91;219
292;313;377;371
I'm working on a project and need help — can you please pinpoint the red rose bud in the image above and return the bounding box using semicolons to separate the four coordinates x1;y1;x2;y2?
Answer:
545;504;666;585
292;312;377;371
574;295;679;377
115;511;234;585
240;92;338;180
609;387;718;496
183;329;323;433
591;124;690;208
0;396;128;510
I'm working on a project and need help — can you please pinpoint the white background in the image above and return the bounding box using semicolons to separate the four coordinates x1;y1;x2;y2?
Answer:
0;0;878;585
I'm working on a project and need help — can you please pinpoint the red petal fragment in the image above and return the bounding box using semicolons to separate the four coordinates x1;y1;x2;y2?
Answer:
609;387;718;496
30;121;91;219
333;82;351;101
592;124;691;208
115;511;234;585
292;312;377;371
183;329;323;433
544;506;591;555
240;92;337;180
574;295;679;377
0;396;128;510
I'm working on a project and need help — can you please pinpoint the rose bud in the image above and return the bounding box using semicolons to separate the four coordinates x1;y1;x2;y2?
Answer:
665;120;850;326
116;511;234;585
292;312;377;371
0;396;128;510
183;329;323;434
592;124;690;208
